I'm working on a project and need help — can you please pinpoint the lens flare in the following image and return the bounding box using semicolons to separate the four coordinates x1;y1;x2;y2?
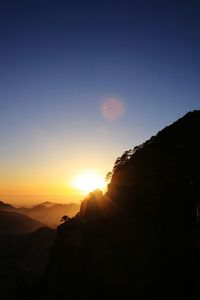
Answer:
101;97;124;120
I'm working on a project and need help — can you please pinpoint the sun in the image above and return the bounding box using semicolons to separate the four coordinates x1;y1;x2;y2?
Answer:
71;171;106;195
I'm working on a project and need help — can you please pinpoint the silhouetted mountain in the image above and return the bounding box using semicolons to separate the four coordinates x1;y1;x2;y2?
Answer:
38;201;57;207
41;110;200;299
0;201;16;211
0;227;56;297
21;202;80;228
0;210;45;234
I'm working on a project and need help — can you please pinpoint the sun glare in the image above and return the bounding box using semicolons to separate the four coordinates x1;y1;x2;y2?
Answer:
71;171;106;195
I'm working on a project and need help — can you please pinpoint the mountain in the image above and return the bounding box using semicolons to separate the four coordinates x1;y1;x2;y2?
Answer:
0;210;45;234
40;110;200;299
0;200;80;229
37;201;57;207
21;202;80;228
0;227;56;297
0;201;16;211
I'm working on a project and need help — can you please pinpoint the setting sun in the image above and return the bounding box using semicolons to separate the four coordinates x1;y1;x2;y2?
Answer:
71;171;106;195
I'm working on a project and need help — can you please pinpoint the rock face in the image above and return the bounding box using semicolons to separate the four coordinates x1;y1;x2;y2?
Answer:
43;111;200;299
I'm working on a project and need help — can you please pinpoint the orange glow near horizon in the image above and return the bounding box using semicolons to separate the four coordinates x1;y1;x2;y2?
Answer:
0;166;109;206
0;152;113;206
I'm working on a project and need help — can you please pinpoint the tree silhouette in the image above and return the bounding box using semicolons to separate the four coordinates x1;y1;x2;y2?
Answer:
106;149;134;181
60;215;70;223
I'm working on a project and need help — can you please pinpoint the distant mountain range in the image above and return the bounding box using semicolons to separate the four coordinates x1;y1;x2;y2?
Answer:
0;210;44;235
0;201;16;211
0;200;80;228
0;199;79;294
20;202;80;228
0;198;74;295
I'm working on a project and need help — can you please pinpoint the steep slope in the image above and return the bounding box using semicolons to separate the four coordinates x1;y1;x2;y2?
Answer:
0;210;45;234
107;110;200;224
15;111;200;299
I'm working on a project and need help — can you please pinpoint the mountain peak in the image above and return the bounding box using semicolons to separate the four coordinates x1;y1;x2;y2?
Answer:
0;200;16;211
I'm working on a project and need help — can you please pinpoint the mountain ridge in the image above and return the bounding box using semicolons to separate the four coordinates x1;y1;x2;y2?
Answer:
0;201;16;211
0;210;45;235
0;200;80;228
43;110;200;299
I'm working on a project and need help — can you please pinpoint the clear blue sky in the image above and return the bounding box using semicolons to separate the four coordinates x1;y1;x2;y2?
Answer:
0;0;200;205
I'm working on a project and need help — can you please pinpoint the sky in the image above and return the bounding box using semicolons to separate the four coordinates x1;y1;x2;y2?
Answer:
0;0;200;206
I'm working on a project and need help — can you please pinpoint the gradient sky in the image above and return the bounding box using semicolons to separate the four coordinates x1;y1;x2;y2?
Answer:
0;0;200;205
